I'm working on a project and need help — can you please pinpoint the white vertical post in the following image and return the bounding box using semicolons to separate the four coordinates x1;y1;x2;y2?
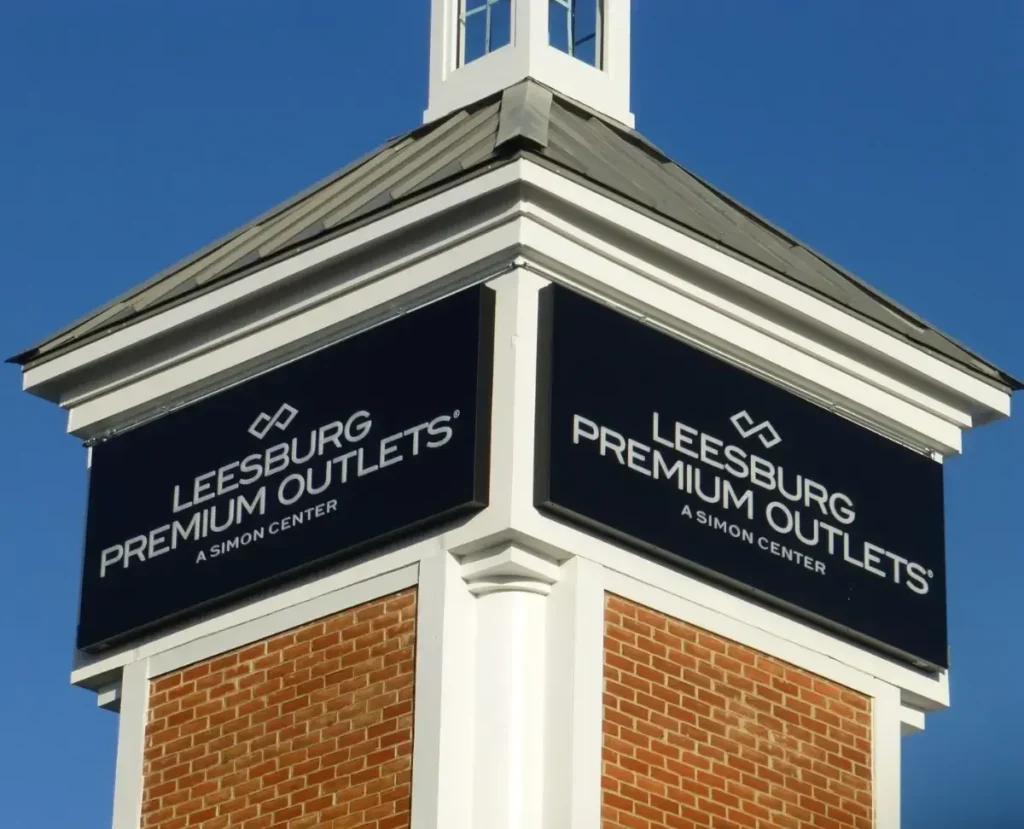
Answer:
462;544;560;829
411;548;477;829
873;681;903;829
473;590;548;826
545;555;606;828
111;659;150;829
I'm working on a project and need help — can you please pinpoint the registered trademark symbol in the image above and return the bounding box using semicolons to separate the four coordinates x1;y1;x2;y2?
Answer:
453;409;461;419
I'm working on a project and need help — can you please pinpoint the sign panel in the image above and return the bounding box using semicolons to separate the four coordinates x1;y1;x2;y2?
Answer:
79;286;494;652
535;285;947;668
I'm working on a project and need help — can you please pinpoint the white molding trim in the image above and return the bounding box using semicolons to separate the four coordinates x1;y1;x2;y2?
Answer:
439;268;553;559
411;549;476;829
146;564;418;679
461;543;560;596
900;704;926;737
521;219;963;455
25;158;1007;454
519;160;1010;419
64;220;520;437
545;555;606;829
104;561;420;829
603;568;881;700
71;536;433;689
601;566;906;829
111;658;149;829
22;162;524;400
873;681;903;829
96;682;122;712
523;201;976;432
593;551;947;711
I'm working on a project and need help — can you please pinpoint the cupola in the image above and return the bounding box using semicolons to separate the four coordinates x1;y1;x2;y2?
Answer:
426;0;632;125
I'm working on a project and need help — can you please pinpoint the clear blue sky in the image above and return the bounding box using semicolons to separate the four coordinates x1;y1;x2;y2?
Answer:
1;2;1020;826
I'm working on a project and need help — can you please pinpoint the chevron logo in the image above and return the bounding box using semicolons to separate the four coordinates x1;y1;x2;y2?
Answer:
730;410;782;449
248;403;299;440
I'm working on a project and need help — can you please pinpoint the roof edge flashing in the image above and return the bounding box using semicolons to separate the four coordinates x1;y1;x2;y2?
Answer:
495;81;553;152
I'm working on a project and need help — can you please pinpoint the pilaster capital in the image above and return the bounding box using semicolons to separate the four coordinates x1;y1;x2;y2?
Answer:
460;543;562;596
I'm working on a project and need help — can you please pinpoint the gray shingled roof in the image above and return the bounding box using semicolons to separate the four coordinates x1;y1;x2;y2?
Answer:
10;81;1020;392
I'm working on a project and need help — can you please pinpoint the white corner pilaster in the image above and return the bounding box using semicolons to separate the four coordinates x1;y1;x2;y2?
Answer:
544;555;606;829
411;549;477;829
111;658;150;829
461;543;560;829
416;541;599;829
873;680;903;829
446;267;549;556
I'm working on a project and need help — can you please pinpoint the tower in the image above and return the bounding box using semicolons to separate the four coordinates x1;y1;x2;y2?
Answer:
10;3;1019;829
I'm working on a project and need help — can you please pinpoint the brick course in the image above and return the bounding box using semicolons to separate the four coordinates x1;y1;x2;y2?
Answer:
141;589;416;829
603;594;872;829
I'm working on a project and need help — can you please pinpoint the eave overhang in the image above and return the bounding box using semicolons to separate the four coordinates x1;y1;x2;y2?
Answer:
13;154;1012;463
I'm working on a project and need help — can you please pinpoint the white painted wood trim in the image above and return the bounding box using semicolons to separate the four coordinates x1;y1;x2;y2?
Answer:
523;201;975;431
530;44;634;128
520;218;963;455
27;158;1006;457
480;270;529;531
62;203;515;416
65;220;521;437
499;268;549;527
872;681;903;829
96;682;122;712
23;155;1007;451
591;547;947;710
71;537;434;688
601;567;906;829
519;160;1011;417
22;162;524;395
111;658;149;829
105;560;421;829
566;556;606;829
425;42;530;125
410;548;476;829
900;703;926;737
603;568;881;700
146;564;418;678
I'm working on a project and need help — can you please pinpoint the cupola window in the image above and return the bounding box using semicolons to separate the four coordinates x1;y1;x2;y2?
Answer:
549;0;603;68
459;0;513;65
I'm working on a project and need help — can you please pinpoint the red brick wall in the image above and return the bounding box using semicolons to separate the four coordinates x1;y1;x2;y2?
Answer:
141;589;416;829
603;594;872;829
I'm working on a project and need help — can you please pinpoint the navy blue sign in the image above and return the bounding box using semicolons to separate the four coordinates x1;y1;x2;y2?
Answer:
79;286;494;652
535;285;947;669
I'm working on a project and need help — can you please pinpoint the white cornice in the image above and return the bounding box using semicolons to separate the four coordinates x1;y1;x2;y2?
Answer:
18;156;1008;457
20;163;526;400
518;161;1011;419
